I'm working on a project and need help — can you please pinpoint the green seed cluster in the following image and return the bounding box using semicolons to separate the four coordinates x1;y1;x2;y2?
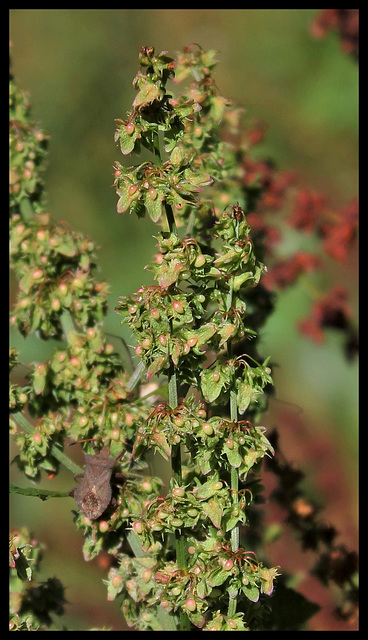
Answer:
111;46;279;630
105;527;279;629
116;205;268;396
10;212;108;339
9;67;49;214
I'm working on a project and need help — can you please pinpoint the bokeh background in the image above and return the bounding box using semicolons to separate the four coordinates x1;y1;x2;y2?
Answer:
9;9;358;631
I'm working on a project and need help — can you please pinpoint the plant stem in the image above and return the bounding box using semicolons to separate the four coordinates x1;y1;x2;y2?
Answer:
165;202;177;235
165;196;189;628
168;361;190;630
227;277;239;619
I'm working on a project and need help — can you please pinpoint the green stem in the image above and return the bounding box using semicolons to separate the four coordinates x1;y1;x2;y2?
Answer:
168;361;189;629
152;131;162;166
227;276;239;619
165;202;177;235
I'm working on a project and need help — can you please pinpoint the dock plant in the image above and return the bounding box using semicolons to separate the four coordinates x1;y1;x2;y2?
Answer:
11;42;356;630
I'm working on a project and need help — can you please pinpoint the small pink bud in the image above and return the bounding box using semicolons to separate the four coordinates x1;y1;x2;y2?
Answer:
99;521;109;533
128;184;138;196
126;123;135;135
111;574;123;588
172;300;184;314
185;598;197;612
150;308;160;319
51;298;61;312
133;521;143;534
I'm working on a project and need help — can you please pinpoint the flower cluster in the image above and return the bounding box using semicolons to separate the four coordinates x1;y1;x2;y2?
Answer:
106;533;279;629
116;205;266;390
10;211;109;339
111;46;279;630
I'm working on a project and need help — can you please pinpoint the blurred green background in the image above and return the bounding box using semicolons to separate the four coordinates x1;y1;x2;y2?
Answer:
10;9;358;630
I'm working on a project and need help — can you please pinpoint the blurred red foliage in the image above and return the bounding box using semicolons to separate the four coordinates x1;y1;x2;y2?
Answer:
310;9;359;58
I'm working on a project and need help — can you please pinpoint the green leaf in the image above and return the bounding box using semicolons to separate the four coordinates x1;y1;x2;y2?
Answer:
57;238;77;257
29;306;43;333
200;369;226;403
194;476;221;500
218;323;236;348
223;441;242;468
236;380;254;415
241;582;260;602
170;145;184;166
117;125;139;155
133;80;162;109
146;355;167;381
193;322;216;346
233;271;254;291
33;368;46;395
18;271;32;293
144;189;163;223
208;567;229;587
203;499;223;528
9;483;70;500
196;577;212;599
116;182;140;214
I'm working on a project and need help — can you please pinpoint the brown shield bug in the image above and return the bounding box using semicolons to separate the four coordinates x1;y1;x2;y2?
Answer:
71;445;124;520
